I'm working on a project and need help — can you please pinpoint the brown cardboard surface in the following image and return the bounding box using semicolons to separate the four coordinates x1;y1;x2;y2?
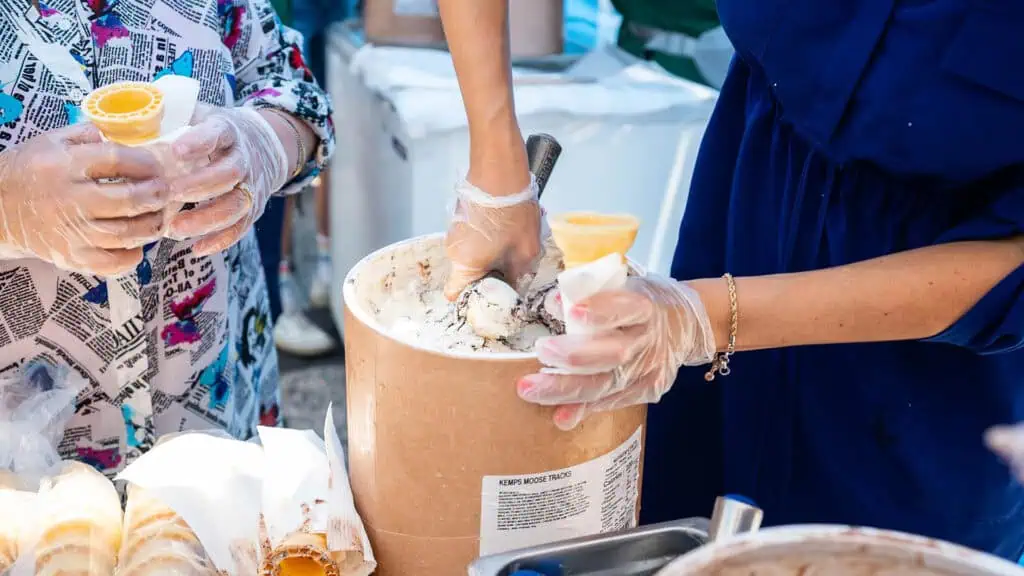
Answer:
509;0;564;58
364;0;446;47
363;0;564;57
344;305;646;575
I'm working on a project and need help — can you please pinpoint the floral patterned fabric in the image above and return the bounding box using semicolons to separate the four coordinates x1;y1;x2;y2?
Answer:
0;0;334;476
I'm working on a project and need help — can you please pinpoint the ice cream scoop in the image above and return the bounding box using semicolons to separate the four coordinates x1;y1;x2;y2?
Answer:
457;133;562;340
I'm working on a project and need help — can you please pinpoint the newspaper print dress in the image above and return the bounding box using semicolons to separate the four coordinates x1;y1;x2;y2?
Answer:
0;0;334;476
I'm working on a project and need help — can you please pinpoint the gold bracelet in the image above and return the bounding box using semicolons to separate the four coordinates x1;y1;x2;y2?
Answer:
705;272;738;382
264;108;306;179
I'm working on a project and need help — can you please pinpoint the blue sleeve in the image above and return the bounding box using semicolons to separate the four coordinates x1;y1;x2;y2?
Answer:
926;170;1024;354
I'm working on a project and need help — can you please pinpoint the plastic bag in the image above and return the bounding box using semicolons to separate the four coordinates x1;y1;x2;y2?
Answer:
0;360;84;487
0;361;85;575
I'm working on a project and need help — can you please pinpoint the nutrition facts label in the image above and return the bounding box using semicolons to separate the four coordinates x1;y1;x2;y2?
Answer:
478;427;643;556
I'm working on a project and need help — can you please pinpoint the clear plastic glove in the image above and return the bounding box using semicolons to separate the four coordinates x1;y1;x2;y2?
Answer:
165;105;289;256
442;178;544;300
517;275;717;431
986;423;1024;484
0;123;170;275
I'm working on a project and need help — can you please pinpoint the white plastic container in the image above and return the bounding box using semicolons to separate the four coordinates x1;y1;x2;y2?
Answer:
325;20;717;332
657;525;1024;575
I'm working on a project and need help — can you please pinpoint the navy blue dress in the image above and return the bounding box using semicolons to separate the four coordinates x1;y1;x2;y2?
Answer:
640;0;1024;562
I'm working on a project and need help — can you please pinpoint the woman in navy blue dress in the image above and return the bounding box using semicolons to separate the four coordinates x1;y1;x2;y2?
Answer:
438;0;1024;561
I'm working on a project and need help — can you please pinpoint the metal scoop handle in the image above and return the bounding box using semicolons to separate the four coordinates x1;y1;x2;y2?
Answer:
526;133;562;199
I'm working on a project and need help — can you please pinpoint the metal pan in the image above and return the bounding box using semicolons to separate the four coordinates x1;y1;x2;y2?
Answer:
468;518;710;576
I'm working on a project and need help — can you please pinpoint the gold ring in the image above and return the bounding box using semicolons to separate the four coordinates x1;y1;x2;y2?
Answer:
236;182;254;208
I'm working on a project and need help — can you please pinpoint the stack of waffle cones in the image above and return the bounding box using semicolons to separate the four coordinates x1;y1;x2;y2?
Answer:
29;462;123;576
116;484;217;576
0;470;26;572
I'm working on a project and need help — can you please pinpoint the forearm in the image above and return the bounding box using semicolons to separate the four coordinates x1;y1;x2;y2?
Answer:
690;237;1024;352
258;109;317;176
437;0;530;195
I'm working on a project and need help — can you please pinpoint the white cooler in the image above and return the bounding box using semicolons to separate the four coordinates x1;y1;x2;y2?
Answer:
325;20;718;332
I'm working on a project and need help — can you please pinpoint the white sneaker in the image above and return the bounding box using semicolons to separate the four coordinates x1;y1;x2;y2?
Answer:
273;313;336;357
309;256;333;309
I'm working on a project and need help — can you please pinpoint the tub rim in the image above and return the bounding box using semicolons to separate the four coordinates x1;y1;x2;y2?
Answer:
342;233;539;362
657;524;1023;575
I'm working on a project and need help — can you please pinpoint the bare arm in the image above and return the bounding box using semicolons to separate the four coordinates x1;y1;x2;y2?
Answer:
437;0;531;196
690;237;1024;352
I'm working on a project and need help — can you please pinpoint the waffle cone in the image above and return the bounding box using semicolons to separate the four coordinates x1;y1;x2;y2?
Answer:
32;462;122;576
83;81;165;145
549;212;640;269
0;484;34;572
117;485;217;576
265;532;339;576
0;469;19;490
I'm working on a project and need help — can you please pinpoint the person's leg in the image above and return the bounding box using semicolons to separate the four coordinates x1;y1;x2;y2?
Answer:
309;170;333;308
277;195;301;317
273;193;337;357
255;196;286;321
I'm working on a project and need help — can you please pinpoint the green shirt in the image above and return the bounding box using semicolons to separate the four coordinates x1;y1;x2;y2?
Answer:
612;0;720;85
271;0;292;25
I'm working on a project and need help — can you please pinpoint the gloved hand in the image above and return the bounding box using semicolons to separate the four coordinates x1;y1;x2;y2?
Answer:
164;105;289;256
0;123;170;276
442;178;544;300
986;423;1024;484
517;275;718;431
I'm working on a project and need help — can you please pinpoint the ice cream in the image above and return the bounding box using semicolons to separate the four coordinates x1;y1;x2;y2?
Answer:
457;276;527;341
548;212;640;270
82;81;166;146
364;237;566;354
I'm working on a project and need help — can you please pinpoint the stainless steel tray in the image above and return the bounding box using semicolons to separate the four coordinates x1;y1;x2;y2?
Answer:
468;518;710;576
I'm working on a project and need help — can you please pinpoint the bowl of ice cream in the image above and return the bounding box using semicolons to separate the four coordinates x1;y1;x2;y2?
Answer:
656;525;1024;575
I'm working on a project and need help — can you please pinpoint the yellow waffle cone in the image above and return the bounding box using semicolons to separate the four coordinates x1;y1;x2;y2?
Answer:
118;485;217;576
83;81;165;145
266;532;339;576
31;462;122;576
0;485;34;572
549;212;640;269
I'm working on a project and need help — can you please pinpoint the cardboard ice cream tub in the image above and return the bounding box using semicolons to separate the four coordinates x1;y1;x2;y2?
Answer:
657;525;1024;575
343;234;648;575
